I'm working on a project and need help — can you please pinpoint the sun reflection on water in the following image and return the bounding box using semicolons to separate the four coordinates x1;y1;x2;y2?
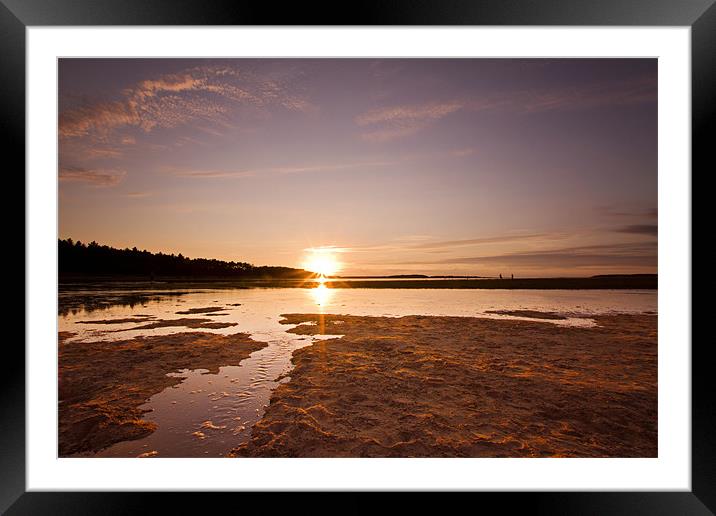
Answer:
309;281;333;309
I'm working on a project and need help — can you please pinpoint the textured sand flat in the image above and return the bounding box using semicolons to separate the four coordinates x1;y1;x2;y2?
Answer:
58;331;265;456
232;313;657;458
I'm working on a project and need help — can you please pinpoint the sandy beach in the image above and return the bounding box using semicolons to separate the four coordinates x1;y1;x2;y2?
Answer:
58;329;265;456
231;313;657;457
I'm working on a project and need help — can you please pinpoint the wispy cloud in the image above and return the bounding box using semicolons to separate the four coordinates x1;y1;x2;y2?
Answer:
598;204;658;219
355;101;463;142
431;241;657;268
59;166;126;187
125;191;152;198
450;147;477;157
166;168;257;179
80;147;123;159
356;76;656;142
508;76;657;114
615;224;658;236
59;139;125;162
59;65;313;142
407;232;563;250
58;64;318;188
304;246;351;253
59;100;138;140
355;101;464;127
163;159;398;180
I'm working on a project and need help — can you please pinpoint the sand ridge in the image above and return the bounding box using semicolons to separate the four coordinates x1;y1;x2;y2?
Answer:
231;313;657;458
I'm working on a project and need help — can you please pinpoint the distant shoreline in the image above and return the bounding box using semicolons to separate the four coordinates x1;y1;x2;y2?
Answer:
59;274;657;290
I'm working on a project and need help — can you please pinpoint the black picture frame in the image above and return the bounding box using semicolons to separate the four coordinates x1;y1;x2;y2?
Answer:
5;0;712;513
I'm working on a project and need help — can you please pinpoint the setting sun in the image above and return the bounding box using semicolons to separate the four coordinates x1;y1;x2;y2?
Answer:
303;248;341;277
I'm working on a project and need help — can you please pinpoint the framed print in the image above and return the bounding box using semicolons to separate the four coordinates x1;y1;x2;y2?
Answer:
5;0;713;513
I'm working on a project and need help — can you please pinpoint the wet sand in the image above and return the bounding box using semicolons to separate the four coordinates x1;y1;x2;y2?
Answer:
175;306;227;315
123;318;238;330
232;313;657;458
485;310;568;320
77;315;239;331
58;330;265;456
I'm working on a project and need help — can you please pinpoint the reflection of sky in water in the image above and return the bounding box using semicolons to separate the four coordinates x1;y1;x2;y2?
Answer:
59;287;657;457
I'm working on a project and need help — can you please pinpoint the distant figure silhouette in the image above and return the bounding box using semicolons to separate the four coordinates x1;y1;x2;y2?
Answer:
499;273;502;279
511;274;514;280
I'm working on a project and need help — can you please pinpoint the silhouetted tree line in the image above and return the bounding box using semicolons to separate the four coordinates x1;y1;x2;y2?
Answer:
58;239;313;279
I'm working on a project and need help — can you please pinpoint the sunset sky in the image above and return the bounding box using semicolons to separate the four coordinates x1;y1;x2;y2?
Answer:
58;58;657;277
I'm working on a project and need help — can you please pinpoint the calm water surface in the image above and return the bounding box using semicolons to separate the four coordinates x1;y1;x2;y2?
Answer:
59;287;657;457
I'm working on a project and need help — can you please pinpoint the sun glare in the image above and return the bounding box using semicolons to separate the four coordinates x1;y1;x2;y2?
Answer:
304;248;340;308
303;248;341;277
309;283;333;308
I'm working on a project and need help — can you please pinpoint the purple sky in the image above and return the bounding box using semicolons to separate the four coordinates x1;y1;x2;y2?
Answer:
58;58;657;277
